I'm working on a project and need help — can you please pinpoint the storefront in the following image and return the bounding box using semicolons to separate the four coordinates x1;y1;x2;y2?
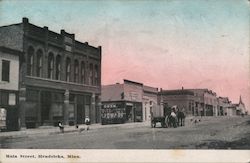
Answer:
24;87;94;128
101;101;142;125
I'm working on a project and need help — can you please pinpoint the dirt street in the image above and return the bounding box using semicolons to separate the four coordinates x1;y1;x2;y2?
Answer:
0;116;250;149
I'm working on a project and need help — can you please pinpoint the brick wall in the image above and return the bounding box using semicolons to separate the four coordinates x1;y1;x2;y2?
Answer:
0;24;23;51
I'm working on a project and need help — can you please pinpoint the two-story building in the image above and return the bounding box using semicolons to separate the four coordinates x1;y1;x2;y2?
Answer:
0;18;102;128
0;46;23;130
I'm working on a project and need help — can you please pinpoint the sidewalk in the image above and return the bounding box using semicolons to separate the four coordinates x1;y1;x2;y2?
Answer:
0;122;150;138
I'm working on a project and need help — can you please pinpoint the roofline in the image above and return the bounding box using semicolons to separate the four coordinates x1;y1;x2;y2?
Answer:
0;23;22;28
124;79;143;86
0;46;23;56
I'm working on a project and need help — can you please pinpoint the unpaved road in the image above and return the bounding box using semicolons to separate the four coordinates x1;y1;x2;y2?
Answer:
1;116;250;149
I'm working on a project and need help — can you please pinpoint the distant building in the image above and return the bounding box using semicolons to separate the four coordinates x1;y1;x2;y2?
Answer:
0;46;23;130
217;97;231;116
0;18;102;128
158;88;195;116
158;88;219;117
228;96;247;116
101;79;158;124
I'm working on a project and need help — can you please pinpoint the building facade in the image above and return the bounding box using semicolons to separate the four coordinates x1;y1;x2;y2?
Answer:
101;79;158;124
158;89;195;116
142;86;158;122
0;18;102;128
158;88;221;117
0;46;22;130
217;97;231;116
101;80;143;124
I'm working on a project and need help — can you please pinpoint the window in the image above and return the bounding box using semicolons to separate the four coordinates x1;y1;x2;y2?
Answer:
66;58;71;82
80;61;85;84
89;64;93;85
0;91;9;105
36;50;43;77
74;60;79;83
27;47;34;76
2;60;10;82
94;65;98;86
55;55;61;80
48;53;54;79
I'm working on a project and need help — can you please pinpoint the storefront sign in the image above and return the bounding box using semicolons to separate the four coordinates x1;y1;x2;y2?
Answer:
8;93;16;106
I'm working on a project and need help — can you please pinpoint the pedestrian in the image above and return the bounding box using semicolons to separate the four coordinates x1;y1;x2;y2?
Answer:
58;122;64;133
85;116;90;131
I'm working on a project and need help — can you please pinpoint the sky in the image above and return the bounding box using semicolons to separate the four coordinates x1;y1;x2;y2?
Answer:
0;0;249;110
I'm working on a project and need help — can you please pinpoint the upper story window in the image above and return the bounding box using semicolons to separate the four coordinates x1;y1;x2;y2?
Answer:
36;49;43;77
48;53;54;79
66;57;71;82
55;55;61;80
1;60;10;82
80;61;85;84
94;65;98;86
74;60;79;83
89;64;93;85
27;47;34;76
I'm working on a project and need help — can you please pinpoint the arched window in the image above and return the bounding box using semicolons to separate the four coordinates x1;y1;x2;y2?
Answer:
48;53;54;79
55;55;61;80
94;65;98;86
74;60;79;83
89;63;93;85
66;57;71;82
27;47;34;76
36;49;43;77
80;61;85;84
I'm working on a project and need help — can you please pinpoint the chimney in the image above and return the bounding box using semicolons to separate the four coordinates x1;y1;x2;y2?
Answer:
60;29;65;34
22;17;29;23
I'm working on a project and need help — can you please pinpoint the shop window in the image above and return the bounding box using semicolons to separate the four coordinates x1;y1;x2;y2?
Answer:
55;55;61;80
48;53;54;79
53;92;64;103
80;61;85;84
69;94;75;102
26;89;39;102
0;91;9;105
66;57;71;82
74;60;79;83
89;64;93;85
27;47;34;76
36;49;43;77
2;60;10;82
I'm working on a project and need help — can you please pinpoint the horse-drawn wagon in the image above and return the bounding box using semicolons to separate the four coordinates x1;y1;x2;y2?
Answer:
150;105;166;128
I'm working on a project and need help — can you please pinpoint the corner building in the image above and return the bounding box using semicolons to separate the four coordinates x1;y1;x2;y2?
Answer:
0;18;102;128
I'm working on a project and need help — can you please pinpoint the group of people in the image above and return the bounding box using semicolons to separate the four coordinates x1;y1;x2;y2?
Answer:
58;116;90;133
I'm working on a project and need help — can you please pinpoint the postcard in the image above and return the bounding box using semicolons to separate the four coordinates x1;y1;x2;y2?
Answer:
0;0;249;162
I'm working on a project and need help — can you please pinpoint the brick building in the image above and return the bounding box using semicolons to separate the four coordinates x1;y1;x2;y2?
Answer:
0;18;102;128
0;46;23;130
158;88;220;117
158;88;195;116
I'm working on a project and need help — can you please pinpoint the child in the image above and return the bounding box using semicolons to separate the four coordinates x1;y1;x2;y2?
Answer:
58;122;64;133
85;116;90;130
